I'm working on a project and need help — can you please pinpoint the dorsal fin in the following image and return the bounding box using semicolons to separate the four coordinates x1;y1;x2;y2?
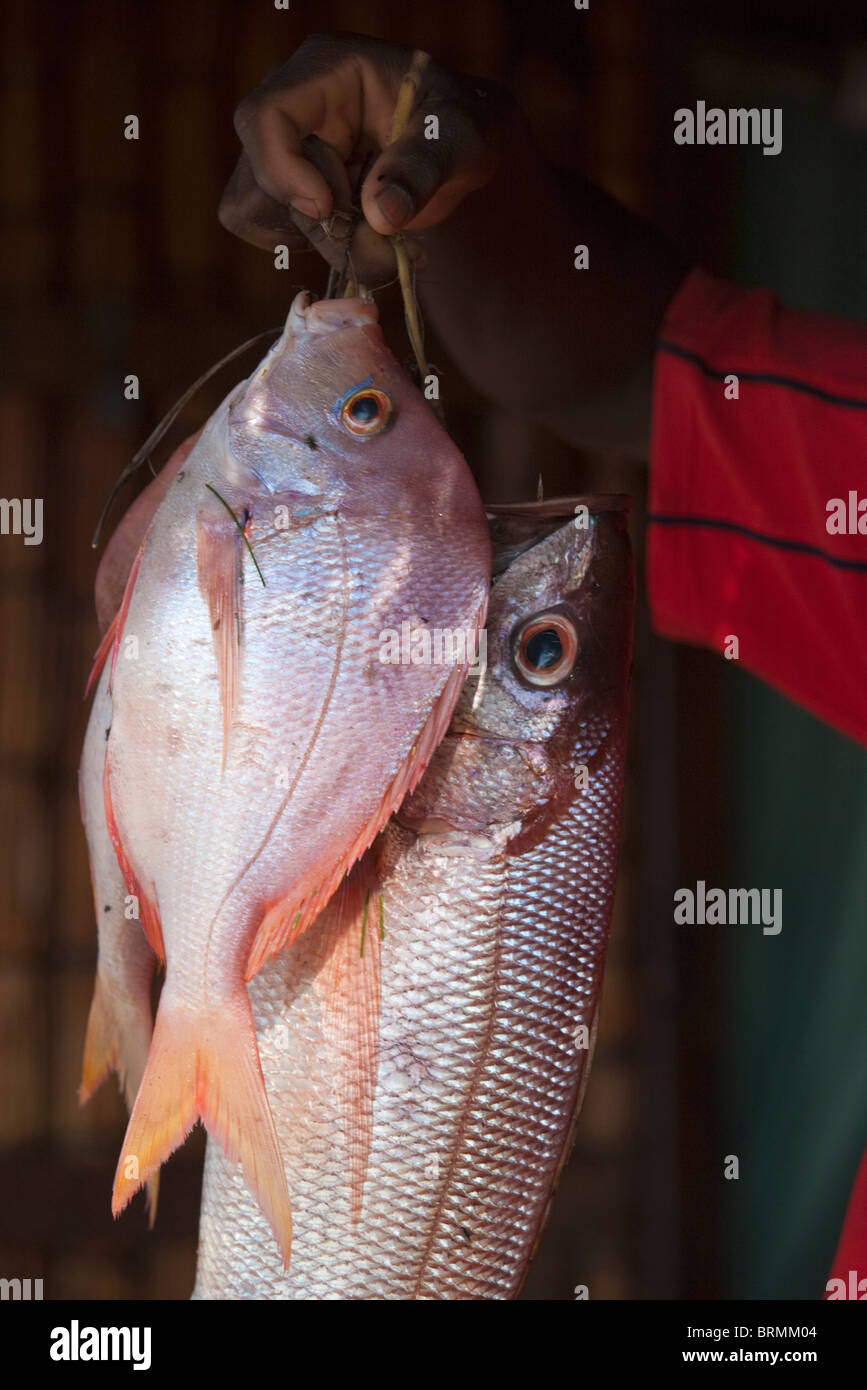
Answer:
85;610;120;699
109;539;146;691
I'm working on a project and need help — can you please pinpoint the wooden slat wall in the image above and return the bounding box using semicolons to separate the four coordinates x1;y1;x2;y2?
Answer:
5;0;854;1301
0;0;653;1304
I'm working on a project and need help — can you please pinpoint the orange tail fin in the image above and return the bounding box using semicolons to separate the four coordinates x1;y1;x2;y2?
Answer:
111;990;292;1266
79;972;160;1225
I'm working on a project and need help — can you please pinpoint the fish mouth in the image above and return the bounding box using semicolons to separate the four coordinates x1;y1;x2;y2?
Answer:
288;291;379;335
485;495;629;575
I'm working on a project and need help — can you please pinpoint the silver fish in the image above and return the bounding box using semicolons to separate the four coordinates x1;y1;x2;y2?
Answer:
193;496;633;1299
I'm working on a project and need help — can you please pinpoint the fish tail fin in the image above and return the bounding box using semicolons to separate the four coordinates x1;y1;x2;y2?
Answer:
111;991;292;1266
80;972;161;1223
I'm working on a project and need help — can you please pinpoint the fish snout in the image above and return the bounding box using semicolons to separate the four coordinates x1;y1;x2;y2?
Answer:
298;295;380;334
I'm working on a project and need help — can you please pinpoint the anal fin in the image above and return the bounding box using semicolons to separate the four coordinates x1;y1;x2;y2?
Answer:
314;852;384;1226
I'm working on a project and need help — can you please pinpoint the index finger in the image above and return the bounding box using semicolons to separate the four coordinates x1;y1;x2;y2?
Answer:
230;33;417;220
234;88;331;219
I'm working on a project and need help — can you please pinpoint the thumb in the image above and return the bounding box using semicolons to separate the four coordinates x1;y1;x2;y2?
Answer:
361;102;500;235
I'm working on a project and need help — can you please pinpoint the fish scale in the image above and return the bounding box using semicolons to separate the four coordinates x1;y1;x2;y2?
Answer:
81;290;489;1266
194;500;633;1299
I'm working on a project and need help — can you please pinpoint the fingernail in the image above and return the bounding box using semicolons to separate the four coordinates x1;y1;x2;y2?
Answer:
374;182;415;229
289;195;322;220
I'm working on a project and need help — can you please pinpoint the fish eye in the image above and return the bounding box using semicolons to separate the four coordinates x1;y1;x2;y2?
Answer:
512;612;579;687
340;387;392;437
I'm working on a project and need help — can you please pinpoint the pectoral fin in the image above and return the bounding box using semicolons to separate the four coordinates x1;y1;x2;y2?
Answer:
196;504;242;771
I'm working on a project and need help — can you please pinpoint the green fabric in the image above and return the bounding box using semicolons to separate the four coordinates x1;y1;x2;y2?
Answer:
723;99;867;1297
725;675;867;1297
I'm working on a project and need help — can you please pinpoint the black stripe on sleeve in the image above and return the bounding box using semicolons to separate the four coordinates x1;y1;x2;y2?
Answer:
648;512;867;572
658;340;867;411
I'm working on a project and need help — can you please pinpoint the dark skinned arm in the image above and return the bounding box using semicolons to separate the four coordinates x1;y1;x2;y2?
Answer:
218;32;692;459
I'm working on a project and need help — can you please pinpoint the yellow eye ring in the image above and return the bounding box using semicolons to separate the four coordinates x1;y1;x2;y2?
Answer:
340;387;392;436
512;613;579;687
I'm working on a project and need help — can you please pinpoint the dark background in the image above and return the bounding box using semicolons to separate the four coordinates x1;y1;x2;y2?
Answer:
1;0;865;1300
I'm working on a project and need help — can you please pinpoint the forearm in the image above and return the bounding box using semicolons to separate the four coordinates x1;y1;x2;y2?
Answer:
416;114;691;457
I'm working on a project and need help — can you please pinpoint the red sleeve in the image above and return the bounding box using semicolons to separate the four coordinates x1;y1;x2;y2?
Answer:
826;1151;867;1299
648;267;867;747
650;270;867;1294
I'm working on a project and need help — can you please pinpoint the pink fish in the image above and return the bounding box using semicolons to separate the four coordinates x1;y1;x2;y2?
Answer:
88;293;489;1264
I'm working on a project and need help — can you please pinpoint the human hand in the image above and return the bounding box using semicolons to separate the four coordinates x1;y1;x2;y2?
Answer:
218;32;513;286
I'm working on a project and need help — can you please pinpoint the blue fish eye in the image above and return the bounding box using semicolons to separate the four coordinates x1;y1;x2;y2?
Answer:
525;629;563;669
514;612;579;687
337;383;393;437
348;394;380;423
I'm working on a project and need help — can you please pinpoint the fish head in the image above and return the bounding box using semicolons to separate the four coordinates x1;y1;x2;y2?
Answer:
226;292;475;526
95;294;488;627
395;498;634;846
